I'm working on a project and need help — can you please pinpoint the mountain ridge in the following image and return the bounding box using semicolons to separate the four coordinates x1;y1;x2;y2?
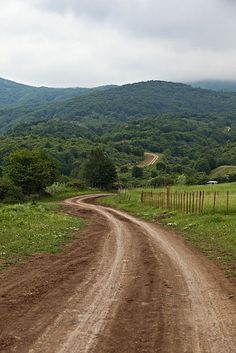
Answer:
190;80;236;92
1;79;236;130
0;77;117;107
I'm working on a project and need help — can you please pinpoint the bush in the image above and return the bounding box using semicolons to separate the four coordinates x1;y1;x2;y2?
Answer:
150;175;175;187
46;182;68;195
66;179;86;189
120;165;129;173
0;177;24;203
176;174;187;185
186;172;208;185
132;166;143;178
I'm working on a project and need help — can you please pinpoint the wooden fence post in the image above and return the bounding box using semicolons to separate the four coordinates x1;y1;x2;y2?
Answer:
196;191;199;213
226;191;229;215
199;191;202;214
201;191;205;213
213;192;216;212
166;186;171;209
189;192;192;213
192;192;195;213
141;191;143;203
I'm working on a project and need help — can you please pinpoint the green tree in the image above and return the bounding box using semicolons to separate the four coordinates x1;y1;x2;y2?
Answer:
194;158;210;173
0;177;23;202
120;165;129;173
81;148;117;188
150;175;175;187
156;160;170;172
4;149;60;194
131;166;143;178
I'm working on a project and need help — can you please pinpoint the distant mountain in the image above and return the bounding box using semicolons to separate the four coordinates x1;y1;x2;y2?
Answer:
0;77;116;106
1;79;236;133
190;80;236;92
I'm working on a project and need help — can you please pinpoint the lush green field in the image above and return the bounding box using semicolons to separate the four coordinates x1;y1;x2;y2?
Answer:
0;187;101;268
121;183;236;214
100;183;236;277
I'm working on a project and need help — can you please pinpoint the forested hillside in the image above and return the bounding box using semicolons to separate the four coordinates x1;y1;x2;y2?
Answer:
0;77;91;106
0;78;236;186
1;80;236;133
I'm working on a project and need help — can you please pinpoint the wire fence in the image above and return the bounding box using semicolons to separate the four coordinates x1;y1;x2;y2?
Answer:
140;188;236;214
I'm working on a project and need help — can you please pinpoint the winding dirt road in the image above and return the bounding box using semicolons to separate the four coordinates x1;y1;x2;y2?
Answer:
0;195;236;353
139;152;159;167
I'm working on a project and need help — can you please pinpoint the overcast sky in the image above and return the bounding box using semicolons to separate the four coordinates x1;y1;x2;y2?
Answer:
0;0;236;87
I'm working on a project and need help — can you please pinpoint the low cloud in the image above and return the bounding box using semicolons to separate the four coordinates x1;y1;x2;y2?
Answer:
0;0;236;87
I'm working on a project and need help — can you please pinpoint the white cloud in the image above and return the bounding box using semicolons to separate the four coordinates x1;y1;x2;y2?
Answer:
0;0;236;87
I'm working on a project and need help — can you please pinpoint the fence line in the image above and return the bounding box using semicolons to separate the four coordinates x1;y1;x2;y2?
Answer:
140;188;234;214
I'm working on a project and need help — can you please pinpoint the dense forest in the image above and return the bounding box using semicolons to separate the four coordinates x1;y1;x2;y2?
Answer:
1;79;236;133
0;78;236;189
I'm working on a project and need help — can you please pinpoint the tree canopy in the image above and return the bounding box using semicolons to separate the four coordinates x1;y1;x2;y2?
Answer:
81;148;117;189
4;149;60;194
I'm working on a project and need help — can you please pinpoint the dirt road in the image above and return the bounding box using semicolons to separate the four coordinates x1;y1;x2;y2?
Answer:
0;195;235;353
139;152;159;167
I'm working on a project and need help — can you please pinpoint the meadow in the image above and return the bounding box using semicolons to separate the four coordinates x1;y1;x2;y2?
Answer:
100;183;236;278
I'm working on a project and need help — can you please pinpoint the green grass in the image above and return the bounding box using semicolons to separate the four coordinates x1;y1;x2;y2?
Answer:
0;186;106;268
0;201;85;268
100;185;236;278
120;183;236;214
210;165;236;178
137;182;236;192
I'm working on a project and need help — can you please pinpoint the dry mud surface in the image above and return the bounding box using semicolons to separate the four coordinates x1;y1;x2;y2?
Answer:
0;195;235;353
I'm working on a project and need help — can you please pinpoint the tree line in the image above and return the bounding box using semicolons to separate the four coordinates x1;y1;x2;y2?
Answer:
0;148;117;203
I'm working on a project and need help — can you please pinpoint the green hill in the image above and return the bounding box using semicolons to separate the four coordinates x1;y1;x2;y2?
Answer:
1;78;236;184
0;77;116;108
210;165;236;178
0;77;91;106
1;79;236;133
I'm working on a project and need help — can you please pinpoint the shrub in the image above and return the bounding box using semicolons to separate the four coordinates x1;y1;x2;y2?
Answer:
132;166;143;178
0;177;24;203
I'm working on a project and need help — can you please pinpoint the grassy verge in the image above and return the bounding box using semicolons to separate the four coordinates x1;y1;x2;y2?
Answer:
0;201;84;268
100;190;236;278
0;188;101;268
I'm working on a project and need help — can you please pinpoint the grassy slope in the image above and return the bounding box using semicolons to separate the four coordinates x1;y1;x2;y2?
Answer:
210;165;236;178
100;184;236;278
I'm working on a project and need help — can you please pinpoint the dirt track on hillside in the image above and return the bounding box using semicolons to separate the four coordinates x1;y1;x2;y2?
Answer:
139;152;159;167
0;195;236;353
